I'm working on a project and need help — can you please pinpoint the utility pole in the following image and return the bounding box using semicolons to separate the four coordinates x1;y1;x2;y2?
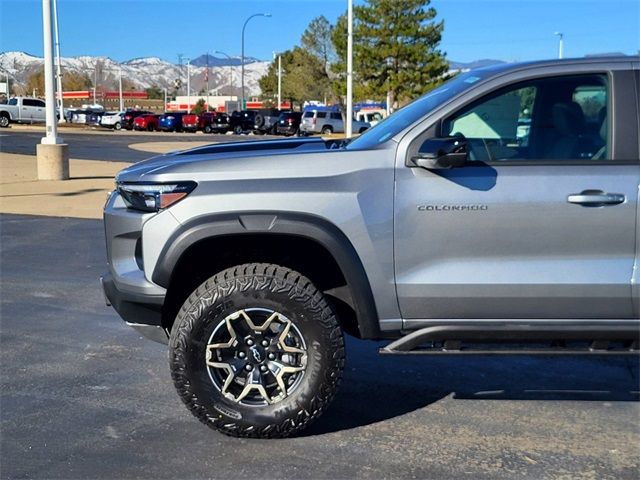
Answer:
554;32;564;59
206;52;210;111
118;67;123;111
345;0;353;138
277;54;282;109
52;0;63;122
37;0;68;180
186;58;191;113
163;87;167;110
93;66;97;104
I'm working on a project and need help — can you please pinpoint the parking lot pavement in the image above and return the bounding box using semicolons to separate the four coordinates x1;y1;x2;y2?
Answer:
0;129;279;162
1;213;639;480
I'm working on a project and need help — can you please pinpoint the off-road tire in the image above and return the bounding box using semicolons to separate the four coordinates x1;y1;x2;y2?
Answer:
233;125;243;135
169;263;345;438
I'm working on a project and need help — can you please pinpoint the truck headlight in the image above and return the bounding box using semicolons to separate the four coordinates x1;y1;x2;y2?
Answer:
117;182;196;212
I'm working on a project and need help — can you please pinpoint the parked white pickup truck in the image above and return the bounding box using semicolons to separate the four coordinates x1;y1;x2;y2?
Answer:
0;97;47;127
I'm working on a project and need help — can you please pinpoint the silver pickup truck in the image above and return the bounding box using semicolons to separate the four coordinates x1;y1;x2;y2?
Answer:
0;97;47;127
102;56;640;438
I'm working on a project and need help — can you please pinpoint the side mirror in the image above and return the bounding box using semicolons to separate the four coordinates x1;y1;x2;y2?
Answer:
411;137;468;169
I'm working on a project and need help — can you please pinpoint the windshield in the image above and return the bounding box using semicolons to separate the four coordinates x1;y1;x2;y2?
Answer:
346;71;488;150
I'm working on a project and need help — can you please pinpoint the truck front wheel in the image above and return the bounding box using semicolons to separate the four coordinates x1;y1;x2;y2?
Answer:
0;114;10;128
169;263;345;438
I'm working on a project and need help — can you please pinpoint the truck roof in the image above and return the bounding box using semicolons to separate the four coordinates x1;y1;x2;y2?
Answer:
470;55;639;76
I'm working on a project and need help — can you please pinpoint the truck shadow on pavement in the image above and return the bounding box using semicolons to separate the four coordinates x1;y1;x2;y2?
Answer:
303;336;640;436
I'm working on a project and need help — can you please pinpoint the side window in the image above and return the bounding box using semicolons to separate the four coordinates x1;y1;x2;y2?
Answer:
34;100;46;107
443;74;609;162
330;112;342;120
23;99;37;107
317;112;327;119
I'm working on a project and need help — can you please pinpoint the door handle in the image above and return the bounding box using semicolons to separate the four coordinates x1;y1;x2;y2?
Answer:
567;190;625;207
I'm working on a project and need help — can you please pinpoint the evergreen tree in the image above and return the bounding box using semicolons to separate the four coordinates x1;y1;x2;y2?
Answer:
193;98;207;115
301;15;335;74
332;0;448;107
258;47;331;105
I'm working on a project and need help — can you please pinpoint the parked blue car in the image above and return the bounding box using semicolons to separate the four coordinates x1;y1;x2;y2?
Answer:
158;112;186;132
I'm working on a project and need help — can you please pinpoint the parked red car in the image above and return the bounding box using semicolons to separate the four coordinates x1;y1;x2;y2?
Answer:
133;114;159;132
180;112;231;133
182;114;200;133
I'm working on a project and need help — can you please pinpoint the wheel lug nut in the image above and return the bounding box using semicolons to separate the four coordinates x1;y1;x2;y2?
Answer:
260;365;268;372
261;340;269;347
268;353;276;360
238;352;246;358
246;339;254;346
245;364;253;371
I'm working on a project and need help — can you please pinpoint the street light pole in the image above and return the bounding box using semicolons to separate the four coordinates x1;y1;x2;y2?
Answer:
345;0;353;138
41;0;60;144
38;0;68;180
52;0;64;122
215;50;234;97
554;32;564;59
241;12;271;109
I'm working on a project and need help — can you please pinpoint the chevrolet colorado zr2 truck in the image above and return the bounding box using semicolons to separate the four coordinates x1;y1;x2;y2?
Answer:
102;57;640;438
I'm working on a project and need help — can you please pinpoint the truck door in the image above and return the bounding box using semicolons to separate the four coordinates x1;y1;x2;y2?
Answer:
394;67;639;321
20;98;37;121
32;99;46;122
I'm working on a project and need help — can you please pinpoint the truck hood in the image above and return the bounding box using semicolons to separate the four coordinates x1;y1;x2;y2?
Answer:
116;137;340;182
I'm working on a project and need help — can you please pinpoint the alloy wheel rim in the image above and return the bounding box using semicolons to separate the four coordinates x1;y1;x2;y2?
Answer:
205;308;308;406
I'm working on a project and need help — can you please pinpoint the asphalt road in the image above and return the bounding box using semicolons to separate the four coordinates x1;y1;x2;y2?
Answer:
0;129;274;162
1;213;639;479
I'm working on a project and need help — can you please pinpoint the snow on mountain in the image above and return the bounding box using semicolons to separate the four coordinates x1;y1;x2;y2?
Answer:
0;51;269;96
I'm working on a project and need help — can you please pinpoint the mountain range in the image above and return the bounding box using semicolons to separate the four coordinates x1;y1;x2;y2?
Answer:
0;51;513;98
0;51;269;96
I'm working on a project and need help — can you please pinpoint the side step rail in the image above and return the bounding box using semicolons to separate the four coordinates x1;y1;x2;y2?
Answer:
380;325;640;355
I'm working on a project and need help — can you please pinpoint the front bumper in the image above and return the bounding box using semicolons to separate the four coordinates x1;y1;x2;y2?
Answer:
102;191;175;345
101;273;168;344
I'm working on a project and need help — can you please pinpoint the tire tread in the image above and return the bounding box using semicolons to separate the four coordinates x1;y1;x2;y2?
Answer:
169;262;344;438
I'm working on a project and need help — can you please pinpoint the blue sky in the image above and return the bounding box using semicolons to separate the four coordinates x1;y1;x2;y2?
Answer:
0;0;638;63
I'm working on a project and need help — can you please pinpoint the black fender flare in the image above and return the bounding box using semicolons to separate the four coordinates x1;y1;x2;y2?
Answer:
152;211;381;339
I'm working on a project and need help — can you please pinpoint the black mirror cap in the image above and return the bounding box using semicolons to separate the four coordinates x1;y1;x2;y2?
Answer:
411;137;468;169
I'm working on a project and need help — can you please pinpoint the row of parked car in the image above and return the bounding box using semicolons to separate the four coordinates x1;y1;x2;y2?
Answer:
87;107;372;136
